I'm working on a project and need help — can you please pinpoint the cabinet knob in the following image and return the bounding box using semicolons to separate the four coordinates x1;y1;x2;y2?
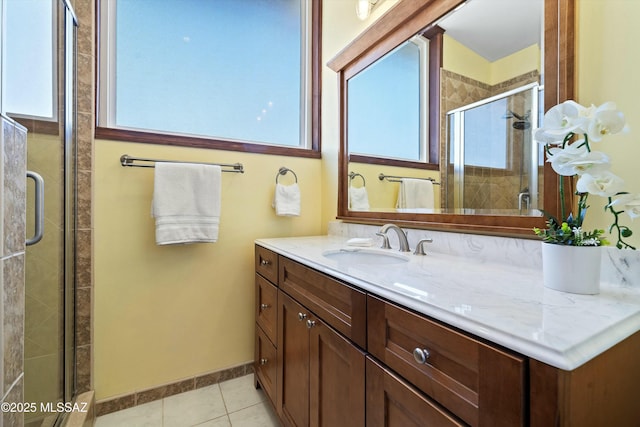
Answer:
260;303;270;310
260;259;271;266
260;358;268;365
298;312;308;321
306;319;316;329
412;348;431;364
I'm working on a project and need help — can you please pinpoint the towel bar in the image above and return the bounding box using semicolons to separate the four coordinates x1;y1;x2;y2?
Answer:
276;167;298;183
349;172;366;186
120;154;244;173
378;173;439;184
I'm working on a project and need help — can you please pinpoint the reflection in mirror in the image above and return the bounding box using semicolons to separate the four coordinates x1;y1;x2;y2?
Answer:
345;0;545;215
330;0;574;235
445;82;541;215
348;36;428;162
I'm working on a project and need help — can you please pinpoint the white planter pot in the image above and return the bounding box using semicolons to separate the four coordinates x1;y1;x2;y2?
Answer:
541;243;602;295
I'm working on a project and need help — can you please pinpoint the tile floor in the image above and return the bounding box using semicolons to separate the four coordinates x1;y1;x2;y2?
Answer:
95;374;281;427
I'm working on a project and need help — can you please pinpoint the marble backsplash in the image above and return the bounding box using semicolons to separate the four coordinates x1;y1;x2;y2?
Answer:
327;221;640;289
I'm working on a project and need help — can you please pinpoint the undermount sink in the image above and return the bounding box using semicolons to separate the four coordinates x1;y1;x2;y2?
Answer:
322;248;409;265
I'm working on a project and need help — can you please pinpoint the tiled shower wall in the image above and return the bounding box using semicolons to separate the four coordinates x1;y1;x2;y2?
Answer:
1;114;27;427
71;0;95;394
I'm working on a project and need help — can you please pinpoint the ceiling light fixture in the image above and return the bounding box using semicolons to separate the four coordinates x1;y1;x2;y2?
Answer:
356;0;378;21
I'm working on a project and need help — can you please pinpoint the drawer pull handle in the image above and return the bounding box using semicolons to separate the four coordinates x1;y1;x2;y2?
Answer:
260;259;271;266
260;358;268;365
298;312;308;321
306;319;316;329
260;303;270;310
413;348;431;364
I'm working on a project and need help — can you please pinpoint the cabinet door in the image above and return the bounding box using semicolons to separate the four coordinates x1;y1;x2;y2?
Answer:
309;318;365;427
277;291;310;427
366;357;466;427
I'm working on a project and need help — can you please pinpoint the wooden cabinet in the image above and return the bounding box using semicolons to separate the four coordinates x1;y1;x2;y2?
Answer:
255;246;366;427
254;247;279;409
368;295;525;427
256;244;640;426
277;278;365;427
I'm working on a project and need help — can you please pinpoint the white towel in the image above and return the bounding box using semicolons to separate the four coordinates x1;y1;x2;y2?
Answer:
272;183;300;216
349;186;370;211
152;162;221;245
396;178;434;209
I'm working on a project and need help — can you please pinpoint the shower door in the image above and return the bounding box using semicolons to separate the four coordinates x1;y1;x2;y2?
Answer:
3;0;78;425
446;83;541;214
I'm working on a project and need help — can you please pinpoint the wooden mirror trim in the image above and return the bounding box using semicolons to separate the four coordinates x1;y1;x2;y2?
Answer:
331;0;575;237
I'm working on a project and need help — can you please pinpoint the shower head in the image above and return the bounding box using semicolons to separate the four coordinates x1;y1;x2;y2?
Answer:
512;120;531;130
504;109;531;130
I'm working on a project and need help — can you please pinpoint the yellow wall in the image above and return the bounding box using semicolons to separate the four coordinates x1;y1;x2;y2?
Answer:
444;35;539;86
443;35;491;84
94;142;322;399
576;0;640;248
94;0;398;401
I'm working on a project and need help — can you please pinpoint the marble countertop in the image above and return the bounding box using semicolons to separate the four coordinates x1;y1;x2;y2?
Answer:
256;235;640;371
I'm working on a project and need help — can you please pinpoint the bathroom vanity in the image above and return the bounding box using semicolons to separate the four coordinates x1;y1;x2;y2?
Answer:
254;235;640;427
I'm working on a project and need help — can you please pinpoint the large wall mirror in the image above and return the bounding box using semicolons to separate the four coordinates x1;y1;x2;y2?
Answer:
329;0;575;236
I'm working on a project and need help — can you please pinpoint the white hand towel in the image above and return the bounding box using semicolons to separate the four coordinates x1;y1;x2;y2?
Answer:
349;186;370;211
272;183;301;216
396;178;434;209
152;162;221;245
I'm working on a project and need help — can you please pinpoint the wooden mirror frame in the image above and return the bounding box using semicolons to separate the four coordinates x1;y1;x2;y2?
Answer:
329;0;575;236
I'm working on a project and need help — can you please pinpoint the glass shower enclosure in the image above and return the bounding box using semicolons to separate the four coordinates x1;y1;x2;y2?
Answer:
2;0;78;425
446;83;541;214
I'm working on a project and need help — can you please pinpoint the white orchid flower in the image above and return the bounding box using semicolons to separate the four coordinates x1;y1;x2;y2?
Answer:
609;193;640;220
586;102;627;142
576;171;625;197
547;142;610;176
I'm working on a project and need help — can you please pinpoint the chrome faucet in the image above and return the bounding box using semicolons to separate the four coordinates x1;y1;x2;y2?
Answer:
378;224;410;252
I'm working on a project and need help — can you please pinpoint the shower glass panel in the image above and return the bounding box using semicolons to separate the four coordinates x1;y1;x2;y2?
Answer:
446;83;540;214
3;0;78;425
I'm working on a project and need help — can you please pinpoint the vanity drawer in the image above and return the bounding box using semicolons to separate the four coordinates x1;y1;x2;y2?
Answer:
255;245;279;284
279;257;367;349
367;295;525;427
255;274;278;344
366;357;465;427
255;325;277;407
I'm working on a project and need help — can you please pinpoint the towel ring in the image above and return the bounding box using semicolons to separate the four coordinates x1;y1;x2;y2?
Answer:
276;167;298;184
349;172;366;187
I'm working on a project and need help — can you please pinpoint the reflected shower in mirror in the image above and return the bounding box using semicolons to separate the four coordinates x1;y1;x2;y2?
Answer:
445;83;541;215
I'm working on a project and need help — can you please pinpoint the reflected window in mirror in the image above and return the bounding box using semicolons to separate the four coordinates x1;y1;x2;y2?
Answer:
348;36;429;162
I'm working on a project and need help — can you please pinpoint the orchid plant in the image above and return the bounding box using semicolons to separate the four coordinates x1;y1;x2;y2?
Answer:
533;100;639;249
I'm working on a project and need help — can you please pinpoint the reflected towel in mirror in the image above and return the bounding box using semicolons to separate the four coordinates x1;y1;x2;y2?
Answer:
396;178;434;209
349;185;370;211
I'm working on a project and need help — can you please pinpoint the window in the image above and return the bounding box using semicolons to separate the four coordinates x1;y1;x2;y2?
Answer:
97;0;320;155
